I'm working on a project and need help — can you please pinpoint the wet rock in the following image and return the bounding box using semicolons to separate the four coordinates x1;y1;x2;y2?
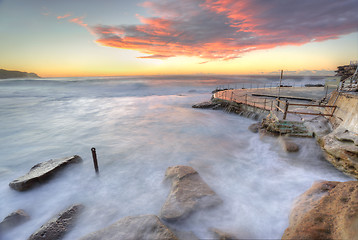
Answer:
304;116;332;139
28;204;83;240
171;229;199;240
192;101;217;109
210;228;239;240
79;215;178;240
0;209;30;231
280;137;300;152
9;155;82;191
334;128;358;145
320;128;358;179
160;166;222;222
248;122;261;133
282;181;358;240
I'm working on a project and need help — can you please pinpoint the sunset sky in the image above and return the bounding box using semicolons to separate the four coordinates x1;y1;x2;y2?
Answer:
0;0;357;77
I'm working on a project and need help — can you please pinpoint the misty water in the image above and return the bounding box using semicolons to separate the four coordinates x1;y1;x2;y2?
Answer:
0;76;352;239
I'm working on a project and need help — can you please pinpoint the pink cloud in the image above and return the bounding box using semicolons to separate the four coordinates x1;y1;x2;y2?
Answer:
69;16;88;27
57;14;71;19
90;0;358;60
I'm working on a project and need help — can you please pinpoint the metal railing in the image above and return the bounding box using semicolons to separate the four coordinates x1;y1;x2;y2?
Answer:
275;99;337;120
214;90;337;120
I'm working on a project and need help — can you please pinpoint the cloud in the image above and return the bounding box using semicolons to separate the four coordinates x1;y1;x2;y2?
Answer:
57;14;71;19
90;0;358;60
69;16;88;27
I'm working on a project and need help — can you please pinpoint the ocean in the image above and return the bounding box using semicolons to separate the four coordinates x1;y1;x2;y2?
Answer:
0;75;352;239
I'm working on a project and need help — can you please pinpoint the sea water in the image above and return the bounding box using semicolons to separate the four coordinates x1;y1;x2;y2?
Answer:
0;75;352;239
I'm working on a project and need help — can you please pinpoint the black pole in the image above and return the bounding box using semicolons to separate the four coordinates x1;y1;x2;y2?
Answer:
91;147;99;174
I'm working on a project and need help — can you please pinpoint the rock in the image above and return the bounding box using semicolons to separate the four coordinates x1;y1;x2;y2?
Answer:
248;122;261;133
304;116;332;139
282;181;358;240
0;209;30;231
192;101;217;109
9;155;82;191
334;128;358;145
171;229;199;240
320;128;358;179
210;228;239;240
280;137;300;152
160;166;222;222
79;215;178;240
28;204;83;240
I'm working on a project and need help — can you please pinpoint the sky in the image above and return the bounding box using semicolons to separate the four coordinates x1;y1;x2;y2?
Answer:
0;0;357;77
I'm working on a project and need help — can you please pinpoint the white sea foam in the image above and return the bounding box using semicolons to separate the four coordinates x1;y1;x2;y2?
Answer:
0;76;350;240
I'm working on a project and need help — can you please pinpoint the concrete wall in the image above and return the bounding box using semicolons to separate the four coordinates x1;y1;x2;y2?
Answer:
327;91;358;133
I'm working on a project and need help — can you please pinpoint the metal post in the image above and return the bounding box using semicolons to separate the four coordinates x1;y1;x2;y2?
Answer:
283;100;289;120
278;70;283;99
91;148;99;174
231;92;233;101
271;100;273;111
264;98;266;110
245;94;247;105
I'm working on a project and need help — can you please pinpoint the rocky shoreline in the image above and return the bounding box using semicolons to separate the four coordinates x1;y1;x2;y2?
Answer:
2;86;357;239
2;161;227;240
191;86;358;239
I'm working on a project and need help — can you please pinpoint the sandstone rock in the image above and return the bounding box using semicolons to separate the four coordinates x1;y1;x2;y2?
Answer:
280;137;300;152
9;155;82;191
28;204;83;240
210;228;239;240
160;166;222;222
320;128;358;179
79;215;178;240
282;181;358;240
171;229;199;240
192;101;217;109
334;128;358;145
0;209;30;231
248;123;261;133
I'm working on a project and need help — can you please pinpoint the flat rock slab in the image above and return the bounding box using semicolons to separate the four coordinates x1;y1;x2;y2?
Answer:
28;204;83;240
192;101;217;109
160;166;222;222
0;209;30;231
282;181;358;240
9;155;82;191
79;215;178;240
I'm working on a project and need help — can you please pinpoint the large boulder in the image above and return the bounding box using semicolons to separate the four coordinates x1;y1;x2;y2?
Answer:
160;166;222;222
319;128;358;179
28;204;83;240
0;209;30;231
9;155;82;191
79;215;178;240
282;181;358;240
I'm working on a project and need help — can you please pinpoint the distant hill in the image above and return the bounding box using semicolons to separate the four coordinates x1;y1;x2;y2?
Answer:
0;69;40;79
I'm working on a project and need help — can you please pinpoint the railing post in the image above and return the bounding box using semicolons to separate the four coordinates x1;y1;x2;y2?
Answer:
283;100;289;120
231;92;233;101
245;94;247;105
276;98;280;111
264;98;266;110
271;100;273;111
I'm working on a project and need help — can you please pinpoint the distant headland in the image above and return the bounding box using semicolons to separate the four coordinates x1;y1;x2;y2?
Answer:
0;69;40;79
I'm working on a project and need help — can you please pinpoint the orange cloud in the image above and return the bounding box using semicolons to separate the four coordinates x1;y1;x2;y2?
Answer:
90;0;358;60
69;17;88;27
57;14;71;19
